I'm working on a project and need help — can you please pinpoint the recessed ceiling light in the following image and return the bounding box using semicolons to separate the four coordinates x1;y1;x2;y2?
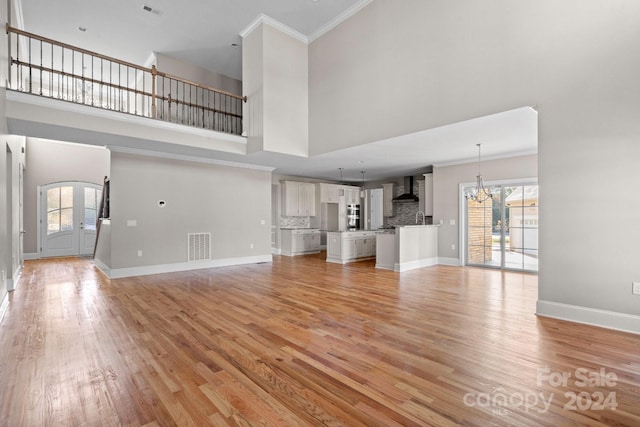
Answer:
78;26;87;32
231;43;240;48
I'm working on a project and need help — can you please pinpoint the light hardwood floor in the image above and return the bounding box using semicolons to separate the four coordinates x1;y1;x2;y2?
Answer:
1;254;639;426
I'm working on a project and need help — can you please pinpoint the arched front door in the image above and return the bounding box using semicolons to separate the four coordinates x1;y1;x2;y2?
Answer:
40;181;102;258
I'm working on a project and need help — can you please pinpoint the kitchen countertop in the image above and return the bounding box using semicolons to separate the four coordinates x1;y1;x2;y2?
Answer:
280;228;319;230
326;230;376;234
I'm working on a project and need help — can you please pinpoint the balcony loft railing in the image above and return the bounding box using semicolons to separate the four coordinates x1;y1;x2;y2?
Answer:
6;25;245;136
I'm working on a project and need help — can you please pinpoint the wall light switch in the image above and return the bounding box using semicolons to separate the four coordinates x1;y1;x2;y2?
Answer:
260;219;266;225
127;220;137;227
439;219;444;225
449;219;456;225
633;282;640;295
451;244;456;251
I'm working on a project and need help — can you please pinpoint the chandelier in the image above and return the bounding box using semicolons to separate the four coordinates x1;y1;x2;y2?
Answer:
465;143;492;203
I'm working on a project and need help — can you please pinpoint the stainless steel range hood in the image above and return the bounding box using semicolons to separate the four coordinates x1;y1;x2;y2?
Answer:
392;176;419;203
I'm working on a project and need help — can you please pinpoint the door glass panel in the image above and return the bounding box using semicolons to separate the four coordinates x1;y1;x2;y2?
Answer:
84;187;96;209
47;211;60;234
84;208;97;230
60;186;73;208
47;187;60;210
467;183;538;272
84;187;98;230
467;197;493;266
60;208;73;231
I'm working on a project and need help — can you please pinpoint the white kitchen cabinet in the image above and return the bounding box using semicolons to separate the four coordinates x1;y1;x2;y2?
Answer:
281;229;320;256
343;186;361;205
282;181;316;216
382;183;395;217
326;231;376;264
319;183;341;203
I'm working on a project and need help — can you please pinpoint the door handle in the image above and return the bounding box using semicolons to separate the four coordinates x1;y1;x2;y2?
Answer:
20;230;26;234
80;222;84;230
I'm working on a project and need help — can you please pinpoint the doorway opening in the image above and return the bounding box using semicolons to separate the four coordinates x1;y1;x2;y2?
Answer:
463;180;538;272
39;181;102;258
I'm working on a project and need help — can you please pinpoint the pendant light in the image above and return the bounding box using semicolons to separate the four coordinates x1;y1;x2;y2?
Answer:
360;170;366;198
465;143;492;203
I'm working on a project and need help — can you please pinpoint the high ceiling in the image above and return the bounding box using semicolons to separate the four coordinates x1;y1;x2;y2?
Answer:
16;0;368;80
15;0;537;180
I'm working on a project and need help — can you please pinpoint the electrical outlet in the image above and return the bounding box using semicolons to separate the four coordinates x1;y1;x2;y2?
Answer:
1;270;5;281
137;250;143;257
633;282;640;295
451;244;456;250
250;243;254;249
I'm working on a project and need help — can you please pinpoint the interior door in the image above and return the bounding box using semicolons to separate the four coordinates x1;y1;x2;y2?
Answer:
41;182;101;257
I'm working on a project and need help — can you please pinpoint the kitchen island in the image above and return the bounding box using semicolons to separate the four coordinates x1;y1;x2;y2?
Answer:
375;225;439;272
326;231;377;264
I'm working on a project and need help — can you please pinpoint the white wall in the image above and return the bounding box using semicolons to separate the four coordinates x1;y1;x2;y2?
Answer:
309;0;640;330
109;152;272;273
154;53;242;96
23;138;110;255
243;25;264;154
433;154;537;261
243;23;309;157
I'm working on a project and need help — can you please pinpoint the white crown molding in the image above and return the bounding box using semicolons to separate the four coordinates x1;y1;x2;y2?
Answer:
107;145;275;172
143;52;157;68
432;148;538;168
308;0;375;43
240;13;308;44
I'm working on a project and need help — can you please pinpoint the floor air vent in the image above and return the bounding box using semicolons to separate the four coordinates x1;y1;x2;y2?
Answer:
188;233;211;262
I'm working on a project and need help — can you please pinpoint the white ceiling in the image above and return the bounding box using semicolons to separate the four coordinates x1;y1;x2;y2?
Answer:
15;0;538;181
16;0;368;80
242;106;538;182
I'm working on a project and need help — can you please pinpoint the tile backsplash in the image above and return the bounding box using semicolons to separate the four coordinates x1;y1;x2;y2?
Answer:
386;184;432;226
280;216;310;229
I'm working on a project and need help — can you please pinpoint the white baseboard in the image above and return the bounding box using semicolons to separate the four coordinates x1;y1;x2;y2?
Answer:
93;258;111;278
103;254;273;279
394;257;438;272
0;293;9;325
536;300;640;335
375;262;394;271
272;248;282;255
437;257;461;266
23;253;39;260
281;250;321;257
7;265;23;292
327;256;375;265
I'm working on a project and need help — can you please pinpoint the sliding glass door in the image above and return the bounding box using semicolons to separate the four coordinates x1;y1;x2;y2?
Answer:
465;182;538;272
